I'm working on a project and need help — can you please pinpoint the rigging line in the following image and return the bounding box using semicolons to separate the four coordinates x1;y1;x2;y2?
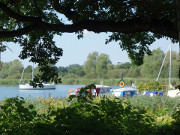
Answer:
156;43;171;81
19;67;25;83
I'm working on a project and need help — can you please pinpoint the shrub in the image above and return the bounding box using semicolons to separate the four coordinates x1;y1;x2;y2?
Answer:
50;97;155;135
0;97;37;134
137;81;165;93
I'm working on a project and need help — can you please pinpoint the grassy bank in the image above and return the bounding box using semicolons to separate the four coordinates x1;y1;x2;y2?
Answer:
61;78;180;86
0;79;31;86
0;78;179;86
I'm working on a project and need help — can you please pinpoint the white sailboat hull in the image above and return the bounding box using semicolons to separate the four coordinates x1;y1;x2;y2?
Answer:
167;89;180;97
19;83;55;90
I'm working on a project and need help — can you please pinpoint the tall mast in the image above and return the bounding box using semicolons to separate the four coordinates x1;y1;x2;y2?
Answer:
156;45;170;81
169;42;172;88
32;63;34;81
0;41;1;70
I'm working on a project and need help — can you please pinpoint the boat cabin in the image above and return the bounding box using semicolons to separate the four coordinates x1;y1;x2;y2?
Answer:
75;87;100;97
74;85;111;97
109;87;139;97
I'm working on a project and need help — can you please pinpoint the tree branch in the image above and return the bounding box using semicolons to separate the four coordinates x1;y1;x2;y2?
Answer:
0;19;177;39
0;1;178;40
0;2;42;23
40;19;178;40
0;25;39;37
49;0;80;22
33;0;44;18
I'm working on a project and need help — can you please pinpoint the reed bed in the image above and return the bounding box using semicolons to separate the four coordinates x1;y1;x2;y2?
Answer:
0;78;179;86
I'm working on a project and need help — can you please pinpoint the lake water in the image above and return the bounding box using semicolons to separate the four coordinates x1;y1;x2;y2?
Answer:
0;85;121;100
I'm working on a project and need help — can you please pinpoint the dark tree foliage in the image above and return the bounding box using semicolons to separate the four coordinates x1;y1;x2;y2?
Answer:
0;0;179;82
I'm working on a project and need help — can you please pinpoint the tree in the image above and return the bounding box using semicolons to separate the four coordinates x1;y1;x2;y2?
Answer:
8;59;23;76
0;0;180;81
161;50;179;78
120;62;131;69
96;53;111;78
126;65;141;78
141;48;165;78
84;52;98;78
0;62;9;79
0;59;23;79
67;64;85;77
58;66;68;77
24;65;32;73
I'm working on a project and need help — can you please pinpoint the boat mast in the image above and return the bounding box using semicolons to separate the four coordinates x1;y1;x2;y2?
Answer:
19;67;25;83
156;44;170;81
32;63;34;81
169;42;172;88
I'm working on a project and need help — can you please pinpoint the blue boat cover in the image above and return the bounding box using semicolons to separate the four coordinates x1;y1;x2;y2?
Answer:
145;91;163;96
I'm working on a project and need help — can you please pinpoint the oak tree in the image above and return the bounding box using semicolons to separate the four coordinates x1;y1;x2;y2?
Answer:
0;0;180;82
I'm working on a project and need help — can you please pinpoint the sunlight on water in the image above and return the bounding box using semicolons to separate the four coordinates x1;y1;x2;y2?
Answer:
0;85;127;100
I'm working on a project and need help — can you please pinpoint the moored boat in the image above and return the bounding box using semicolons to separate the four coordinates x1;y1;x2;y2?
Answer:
19;83;55;90
109;87;139;97
19;64;55;90
67;84;111;97
95;85;111;96
167;89;180;97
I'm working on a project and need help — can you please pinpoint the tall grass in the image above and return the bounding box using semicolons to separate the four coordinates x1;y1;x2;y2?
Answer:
125;96;180;115
0;79;19;85
1;96;180;116
61;78;180;86
0;78;179;86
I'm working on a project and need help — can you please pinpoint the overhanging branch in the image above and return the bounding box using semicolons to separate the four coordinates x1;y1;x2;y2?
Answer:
0;25;39;37
29;20;180;40
0;19;178;39
49;0;80;22
0;2;42;23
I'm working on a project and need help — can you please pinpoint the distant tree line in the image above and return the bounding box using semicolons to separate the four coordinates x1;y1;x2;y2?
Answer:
0;48;179;80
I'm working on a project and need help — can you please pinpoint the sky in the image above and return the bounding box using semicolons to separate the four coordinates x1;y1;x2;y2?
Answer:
1;31;179;68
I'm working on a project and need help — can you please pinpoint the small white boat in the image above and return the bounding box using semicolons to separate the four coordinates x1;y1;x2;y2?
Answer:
19;83;55;90
19;64;55;90
167;89;180;97
109;87;139;97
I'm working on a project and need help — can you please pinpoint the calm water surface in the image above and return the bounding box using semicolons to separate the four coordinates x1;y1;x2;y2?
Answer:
0;85;121;100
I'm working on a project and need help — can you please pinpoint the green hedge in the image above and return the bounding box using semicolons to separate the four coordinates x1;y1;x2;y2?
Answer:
1;96;180;135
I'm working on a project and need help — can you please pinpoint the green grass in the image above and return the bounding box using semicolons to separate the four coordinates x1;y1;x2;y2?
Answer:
0;78;179;86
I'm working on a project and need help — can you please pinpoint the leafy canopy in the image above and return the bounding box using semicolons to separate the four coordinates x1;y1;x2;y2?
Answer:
0;0;179;82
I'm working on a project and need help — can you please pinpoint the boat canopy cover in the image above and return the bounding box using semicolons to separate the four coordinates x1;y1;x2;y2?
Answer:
145;91;163;96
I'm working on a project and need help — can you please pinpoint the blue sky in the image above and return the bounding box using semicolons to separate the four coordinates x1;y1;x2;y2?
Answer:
1;31;179;67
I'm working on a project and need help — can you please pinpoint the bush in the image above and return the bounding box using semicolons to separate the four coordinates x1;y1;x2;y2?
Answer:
1;92;180;135
0;97;38;134
50;97;155;135
137;81;165;93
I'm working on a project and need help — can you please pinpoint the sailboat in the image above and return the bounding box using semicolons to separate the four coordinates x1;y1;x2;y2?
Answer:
156;42;179;97
19;64;55;90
